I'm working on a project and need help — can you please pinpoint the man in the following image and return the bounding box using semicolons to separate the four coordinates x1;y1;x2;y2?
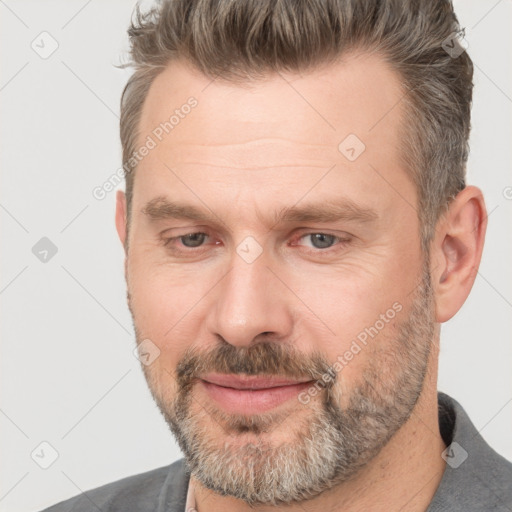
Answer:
41;0;512;510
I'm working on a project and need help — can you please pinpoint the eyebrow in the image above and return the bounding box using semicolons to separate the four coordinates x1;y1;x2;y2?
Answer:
142;195;378;227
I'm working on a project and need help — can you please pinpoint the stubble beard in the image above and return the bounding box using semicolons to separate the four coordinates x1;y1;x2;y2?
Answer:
129;266;435;506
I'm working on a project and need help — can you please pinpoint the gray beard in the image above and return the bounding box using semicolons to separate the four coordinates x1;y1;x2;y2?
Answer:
133;265;434;506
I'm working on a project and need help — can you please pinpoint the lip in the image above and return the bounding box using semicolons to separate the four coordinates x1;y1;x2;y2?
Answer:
199;373;315;414
200;373;313;390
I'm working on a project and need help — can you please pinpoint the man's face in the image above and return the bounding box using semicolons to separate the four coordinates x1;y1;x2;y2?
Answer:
121;53;435;505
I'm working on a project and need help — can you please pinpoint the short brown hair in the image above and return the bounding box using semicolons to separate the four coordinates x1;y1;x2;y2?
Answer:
120;0;473;249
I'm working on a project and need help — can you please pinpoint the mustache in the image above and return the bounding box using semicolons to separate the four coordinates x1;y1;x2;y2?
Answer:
175;340;336;392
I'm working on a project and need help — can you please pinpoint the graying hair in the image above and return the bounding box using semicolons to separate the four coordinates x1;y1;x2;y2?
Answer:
120;0;473;250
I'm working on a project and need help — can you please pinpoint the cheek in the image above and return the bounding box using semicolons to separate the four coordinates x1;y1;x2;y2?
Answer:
127;250;215;353
129;267;198;399
287;259;411;377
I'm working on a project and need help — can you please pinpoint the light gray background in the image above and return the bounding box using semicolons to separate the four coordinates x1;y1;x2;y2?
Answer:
1;1;511;511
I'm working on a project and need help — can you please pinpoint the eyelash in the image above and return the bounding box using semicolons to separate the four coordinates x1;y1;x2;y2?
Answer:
162;231;352;256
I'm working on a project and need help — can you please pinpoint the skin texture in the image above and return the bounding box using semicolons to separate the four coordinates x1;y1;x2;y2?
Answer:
115;52;487;511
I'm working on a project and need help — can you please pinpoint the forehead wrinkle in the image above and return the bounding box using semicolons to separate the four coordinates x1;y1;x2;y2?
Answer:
159;138;341;170
171;162;334;172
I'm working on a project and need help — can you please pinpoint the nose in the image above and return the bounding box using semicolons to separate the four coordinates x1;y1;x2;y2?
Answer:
205;250;295;348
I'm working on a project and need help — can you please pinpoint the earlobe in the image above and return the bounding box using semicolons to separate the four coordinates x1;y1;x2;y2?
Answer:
115;190;128;251
432;186;487;323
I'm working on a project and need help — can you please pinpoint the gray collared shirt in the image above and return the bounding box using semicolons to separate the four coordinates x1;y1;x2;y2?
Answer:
39;392;512;511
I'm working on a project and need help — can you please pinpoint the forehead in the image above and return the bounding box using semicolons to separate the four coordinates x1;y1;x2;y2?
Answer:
139;52;405;154
133;52;414;220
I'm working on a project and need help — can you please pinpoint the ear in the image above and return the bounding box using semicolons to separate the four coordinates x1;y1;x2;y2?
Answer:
115;190;128;252
430;186;487;323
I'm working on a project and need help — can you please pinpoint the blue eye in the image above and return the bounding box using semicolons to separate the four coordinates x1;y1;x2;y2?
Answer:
298;233;343;250
306;233;337;249
179;233;208;247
